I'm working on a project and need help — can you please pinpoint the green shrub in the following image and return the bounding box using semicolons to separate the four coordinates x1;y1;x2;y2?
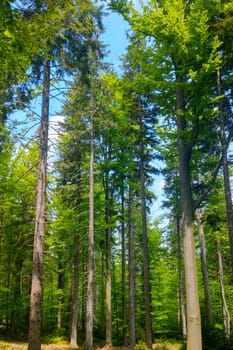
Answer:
154;345;169;350
134;341;150;350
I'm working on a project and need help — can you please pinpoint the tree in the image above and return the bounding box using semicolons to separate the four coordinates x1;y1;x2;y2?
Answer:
85;82;95;350
0;140;38;337
128;184;136;347
108;1;224;348
217;69;233;276
28;57;50;350
217;238;231;340
161;154;187;339
24;1;105;348
196;208;213;329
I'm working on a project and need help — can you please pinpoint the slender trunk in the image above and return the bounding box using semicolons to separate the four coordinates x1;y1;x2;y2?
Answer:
196;208;213;328
217;239;230;339
112;260;120;344
121;181;127;345
70;173;82;346
6;273;10;334
217;70;233;276
176;214;187;339
81;254;86;331
106;225;112;345
57;261;64;331
85;111;94;350
101;253;105;333
128;185;136;347
70;234;80;347
28;58;50;350
139;122;153;348
105;183;112;346
176;73;202;350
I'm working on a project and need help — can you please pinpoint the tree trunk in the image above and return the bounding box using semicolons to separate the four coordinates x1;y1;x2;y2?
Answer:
128;185;136;347
105;181;112;346
28;58;50;350
217;69;233;276
121;180;127;345
217;238;230;340
139;119;153;348
176;73;202;350
57;261;64;331
85;110;94;350
81;253;86;331
70;234;80;347
176;213;187;339
106;225;112;345
112;260;120;344
196;208;213;328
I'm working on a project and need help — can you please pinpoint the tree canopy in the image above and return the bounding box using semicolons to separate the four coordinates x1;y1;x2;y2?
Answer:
0;1;233;350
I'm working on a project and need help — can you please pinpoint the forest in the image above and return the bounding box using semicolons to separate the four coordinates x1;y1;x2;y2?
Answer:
0;1;233;350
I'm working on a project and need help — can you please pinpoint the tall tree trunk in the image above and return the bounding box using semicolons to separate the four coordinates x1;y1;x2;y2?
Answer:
217;69;233;276
105;226;112;345
139;119;153;348
176;213;187;339
217;238;231;340
85;110;94;350
112;259;120;343
176;73;202;350
57;261;64;331
100;252;105;333
81;253;86;331
105;179;112;346
70;176;82;346
70;234;80;347
128;185;136;347
121;180;127;345
28;58;50;350
196;208;213;328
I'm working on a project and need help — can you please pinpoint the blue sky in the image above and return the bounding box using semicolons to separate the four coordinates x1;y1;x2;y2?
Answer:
100;0;145;69
100;4;166;221
101;9;129;70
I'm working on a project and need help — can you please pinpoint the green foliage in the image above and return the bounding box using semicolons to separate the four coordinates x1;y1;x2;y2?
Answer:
0;140;38;337
1;0;233;347
154;342;184;350
134;340;150;350
153;345;169;350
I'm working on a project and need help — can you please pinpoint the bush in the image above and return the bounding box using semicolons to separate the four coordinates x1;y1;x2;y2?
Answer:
134;341;150;350
153;344;169;350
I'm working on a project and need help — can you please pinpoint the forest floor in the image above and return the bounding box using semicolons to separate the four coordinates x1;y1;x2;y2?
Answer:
0;342;183;350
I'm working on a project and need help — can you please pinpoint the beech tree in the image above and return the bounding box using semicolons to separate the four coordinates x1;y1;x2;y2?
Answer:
108;1;225;348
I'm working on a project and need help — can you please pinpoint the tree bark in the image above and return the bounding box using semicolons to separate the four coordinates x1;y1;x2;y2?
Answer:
57;261;64;331
85;110;94;350
139;117;153;348
28;58;50;350
120;180;127;345
106;226;112;346
196;208;213;328
176;213;187;339
176;72;202;350
128;185;136;347
105;179;112;346
217;69;233;277
70;234;80;347
217;238;231;340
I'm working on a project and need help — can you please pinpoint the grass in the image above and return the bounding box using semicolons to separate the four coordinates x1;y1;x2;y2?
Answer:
0;339;185;350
